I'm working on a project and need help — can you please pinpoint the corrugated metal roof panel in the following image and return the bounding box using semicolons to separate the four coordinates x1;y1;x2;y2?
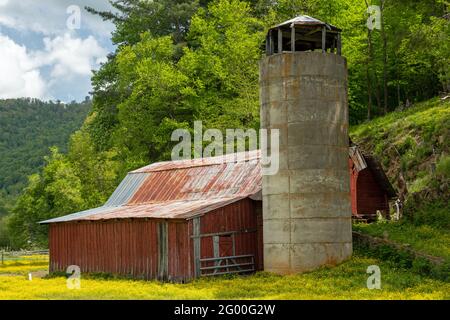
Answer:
104;172;148;207
40;206;123;224
75;197;247;221
132;150;260;173
41;151;262;223
127;157;261;205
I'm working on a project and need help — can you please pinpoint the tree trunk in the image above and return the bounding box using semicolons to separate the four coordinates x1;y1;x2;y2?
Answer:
381;0;389;114
366;62;372;120
365;0;375;119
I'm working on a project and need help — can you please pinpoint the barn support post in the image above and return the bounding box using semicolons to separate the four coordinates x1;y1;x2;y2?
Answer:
193;218;201;278
213;236;219;259
337;33;342;56
291;26;295;52
278;28;283;53
322;26;326;53
157;221;169;281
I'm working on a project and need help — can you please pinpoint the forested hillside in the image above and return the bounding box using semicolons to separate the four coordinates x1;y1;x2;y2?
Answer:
3;0;449;249
0;99;91;214
351;98;450;225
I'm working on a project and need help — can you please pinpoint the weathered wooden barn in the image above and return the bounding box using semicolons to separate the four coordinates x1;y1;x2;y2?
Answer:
42;152;264;282
349;146;396;220
42;148;395;281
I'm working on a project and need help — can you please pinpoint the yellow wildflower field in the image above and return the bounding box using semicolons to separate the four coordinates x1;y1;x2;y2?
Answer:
0;255;448;300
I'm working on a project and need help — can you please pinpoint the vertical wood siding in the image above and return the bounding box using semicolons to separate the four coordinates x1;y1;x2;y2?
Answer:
197;198;263;271
49;198;263;281
356;168;390;217
49;220;159;279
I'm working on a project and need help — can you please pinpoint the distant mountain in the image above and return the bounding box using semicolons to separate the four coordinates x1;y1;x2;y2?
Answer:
0;98;91;200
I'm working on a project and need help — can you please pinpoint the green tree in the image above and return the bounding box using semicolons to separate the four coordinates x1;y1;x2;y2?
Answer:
8;148;83;248
179;0;265;131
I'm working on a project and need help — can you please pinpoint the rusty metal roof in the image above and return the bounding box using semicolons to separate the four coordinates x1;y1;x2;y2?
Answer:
74;197;247;221
41;150;262;223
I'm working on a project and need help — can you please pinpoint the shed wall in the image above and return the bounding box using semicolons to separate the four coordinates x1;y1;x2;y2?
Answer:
356;168;390;217
49;198;262;281
50;220;161;280
198;199;262;269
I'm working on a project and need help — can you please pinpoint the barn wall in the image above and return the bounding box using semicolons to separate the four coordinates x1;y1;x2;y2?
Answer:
49;220;160;279
49;198;263;281
356;168;389;217
190;198;263;274
349;159;358;216
167;221;191;282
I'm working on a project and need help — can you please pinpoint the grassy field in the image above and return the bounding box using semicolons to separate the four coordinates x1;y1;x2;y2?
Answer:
1;253;449;300
354;222;450;262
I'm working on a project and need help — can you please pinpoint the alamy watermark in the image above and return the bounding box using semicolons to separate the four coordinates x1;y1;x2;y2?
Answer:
171;121;280;175
366;265;381;289
367;5;381;30
66;265;81;290
66;5;81;30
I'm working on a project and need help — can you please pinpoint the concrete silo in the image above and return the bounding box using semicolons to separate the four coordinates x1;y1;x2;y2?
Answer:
260;16;352;274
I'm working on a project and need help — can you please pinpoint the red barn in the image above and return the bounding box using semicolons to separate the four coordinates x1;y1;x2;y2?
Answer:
42;148;395;281
349;146;396;221
42;152;264;282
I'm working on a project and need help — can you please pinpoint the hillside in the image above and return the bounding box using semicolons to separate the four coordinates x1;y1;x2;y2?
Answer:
351;97;450;202
0;98;91;207
351;97;450;272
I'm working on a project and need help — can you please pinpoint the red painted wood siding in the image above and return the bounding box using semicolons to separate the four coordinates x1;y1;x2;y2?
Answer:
195;198;263;271
49;220;160;279
167;221;191;282
356;168;389;217
49;198;262;281
349;158;358;216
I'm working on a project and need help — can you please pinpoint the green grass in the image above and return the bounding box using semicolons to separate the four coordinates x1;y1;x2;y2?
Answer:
0;254;449;300
350;97;450;191
353;222;450;262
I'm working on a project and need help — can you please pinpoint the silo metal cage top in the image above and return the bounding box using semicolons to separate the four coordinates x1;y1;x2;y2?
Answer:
266;15;342;55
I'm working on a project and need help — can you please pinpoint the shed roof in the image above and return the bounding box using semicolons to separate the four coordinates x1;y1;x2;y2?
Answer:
41;150;262;224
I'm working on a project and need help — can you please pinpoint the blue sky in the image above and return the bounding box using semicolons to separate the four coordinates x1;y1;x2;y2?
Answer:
0;0;116;102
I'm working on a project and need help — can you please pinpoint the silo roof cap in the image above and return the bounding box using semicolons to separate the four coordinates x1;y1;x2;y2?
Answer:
272;15;341;32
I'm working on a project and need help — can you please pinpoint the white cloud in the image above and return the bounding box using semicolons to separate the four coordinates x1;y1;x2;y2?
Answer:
36;33;108;78
0;32;108;100
0;1;114;101
0;0;115;37
0;34;47;99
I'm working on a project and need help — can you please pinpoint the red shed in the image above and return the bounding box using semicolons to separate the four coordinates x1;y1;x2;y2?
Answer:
42;151;264;282
349;146;396;221
42;148;395;281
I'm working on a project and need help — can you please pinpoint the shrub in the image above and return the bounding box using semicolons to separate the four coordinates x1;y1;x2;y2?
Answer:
436;155;450;179
404;200;450;229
